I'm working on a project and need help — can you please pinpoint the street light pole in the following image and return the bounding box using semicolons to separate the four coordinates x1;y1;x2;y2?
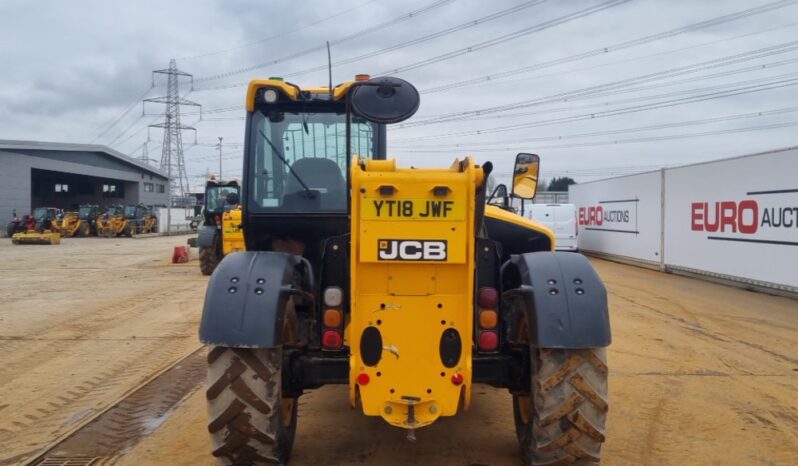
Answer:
217;136;223;181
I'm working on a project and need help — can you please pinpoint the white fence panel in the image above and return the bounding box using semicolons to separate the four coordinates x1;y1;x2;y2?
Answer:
569;171;662;265
155;207;194;233
664;148;798;290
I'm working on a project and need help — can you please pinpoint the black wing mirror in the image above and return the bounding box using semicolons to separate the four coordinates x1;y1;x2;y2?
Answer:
350;77;420;124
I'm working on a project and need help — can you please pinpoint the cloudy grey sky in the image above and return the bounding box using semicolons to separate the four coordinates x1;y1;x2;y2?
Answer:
1;0;797;189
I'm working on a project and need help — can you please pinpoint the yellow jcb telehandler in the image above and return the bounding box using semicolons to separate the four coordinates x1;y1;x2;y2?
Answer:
97;205;127;237
98;204;157;237
198;76;611;465
55;205;100;237
196;178;243;275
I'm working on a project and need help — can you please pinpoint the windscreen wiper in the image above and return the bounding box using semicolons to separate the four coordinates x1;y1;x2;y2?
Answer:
258;129;316;198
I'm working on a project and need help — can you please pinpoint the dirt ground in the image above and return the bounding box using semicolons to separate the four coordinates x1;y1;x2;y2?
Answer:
1;237;797;465
0;236;205;466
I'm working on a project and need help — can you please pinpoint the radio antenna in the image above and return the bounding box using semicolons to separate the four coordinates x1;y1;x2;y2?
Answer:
326;41;333;99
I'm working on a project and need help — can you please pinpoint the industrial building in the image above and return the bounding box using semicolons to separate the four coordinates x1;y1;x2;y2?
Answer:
0;139;169;223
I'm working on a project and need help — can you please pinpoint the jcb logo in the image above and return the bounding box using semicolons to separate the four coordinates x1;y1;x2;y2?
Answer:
377;239;447;261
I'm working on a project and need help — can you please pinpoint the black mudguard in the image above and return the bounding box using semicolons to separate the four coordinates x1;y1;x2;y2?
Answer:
199;251;306;348
197;225;218;248
506;252;611;348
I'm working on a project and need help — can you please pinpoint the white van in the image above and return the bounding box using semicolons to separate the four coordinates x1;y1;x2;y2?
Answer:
526;203;578;251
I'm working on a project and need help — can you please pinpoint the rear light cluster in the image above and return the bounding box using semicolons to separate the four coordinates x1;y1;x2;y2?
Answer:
477;287;499;351
322;287;344;349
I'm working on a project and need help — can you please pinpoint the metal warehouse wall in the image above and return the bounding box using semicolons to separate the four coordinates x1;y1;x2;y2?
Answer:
0;152;31;223
570;147;798;293
0;149;169;223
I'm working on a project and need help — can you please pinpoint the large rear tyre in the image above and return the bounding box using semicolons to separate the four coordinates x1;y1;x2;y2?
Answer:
206;347;297;466
77;223;90;237
200;246;220;275
514;348;608;465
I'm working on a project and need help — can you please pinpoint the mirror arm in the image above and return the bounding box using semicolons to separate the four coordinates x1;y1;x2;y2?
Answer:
486;184;503;205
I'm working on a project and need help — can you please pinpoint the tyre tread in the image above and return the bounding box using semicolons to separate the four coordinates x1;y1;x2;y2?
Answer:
207;347;289;465
515;348;608;465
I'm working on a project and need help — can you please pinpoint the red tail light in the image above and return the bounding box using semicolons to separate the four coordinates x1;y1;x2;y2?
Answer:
451;373;464;385
477;287;499;309
322;330;342;348
357;372;370;385
478;330;499;351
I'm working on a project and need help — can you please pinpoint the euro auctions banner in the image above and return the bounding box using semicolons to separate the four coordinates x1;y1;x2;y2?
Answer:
664;148;798;289
569;170;662;264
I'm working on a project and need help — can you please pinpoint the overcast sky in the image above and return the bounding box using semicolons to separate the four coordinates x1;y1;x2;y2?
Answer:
1;0;797;189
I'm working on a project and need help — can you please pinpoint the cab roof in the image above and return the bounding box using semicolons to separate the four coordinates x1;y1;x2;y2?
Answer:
246;78;361;111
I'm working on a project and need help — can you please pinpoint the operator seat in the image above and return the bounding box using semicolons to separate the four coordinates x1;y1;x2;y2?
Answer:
283;158;346;211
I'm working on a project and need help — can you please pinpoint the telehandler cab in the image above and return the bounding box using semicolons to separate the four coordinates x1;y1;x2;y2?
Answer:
197;179;243;275
199;76;611;465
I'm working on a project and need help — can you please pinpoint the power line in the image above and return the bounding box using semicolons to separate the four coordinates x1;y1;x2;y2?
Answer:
194;0;457;83
393;73;798;142
105;88;198;148
279;0;549;79
424;21;798;95
192;2;798;94
106;113;150;147
93;85;154;143
394;106;798;150
402;39;798;127
420;0;798;94
176;0;379;61
110;114;164;148
443;56;798;124
393;121;798;153
369;0;633;76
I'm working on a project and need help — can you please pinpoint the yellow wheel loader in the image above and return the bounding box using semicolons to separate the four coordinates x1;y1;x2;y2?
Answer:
199;76;611;465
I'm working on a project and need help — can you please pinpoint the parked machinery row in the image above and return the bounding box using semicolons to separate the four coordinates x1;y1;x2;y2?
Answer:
6;204;158;243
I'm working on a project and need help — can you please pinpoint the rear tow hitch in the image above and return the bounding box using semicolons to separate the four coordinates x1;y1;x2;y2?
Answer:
402;395;421;442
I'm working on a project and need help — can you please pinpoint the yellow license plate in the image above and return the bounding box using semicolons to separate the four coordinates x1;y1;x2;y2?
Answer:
361;199;465;220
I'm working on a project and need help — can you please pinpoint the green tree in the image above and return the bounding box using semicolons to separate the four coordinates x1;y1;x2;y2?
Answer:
547;176;576;191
